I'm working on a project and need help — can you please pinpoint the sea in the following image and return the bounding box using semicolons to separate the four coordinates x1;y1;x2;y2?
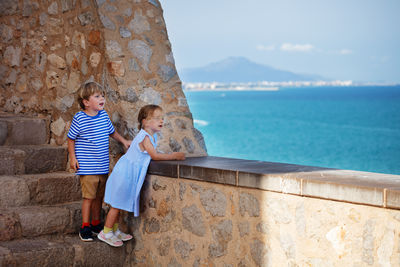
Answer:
184;86;400;175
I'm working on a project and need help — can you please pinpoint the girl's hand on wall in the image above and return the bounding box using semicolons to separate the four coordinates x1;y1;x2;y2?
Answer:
173;152;185;160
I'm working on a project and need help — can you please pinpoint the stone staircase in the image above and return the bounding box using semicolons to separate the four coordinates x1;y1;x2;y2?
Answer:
0;113;130;266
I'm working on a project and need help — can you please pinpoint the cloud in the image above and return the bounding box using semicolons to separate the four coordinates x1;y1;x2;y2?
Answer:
257;43;352;55
280;43;314;52
338;49;352;55
256;44;275;51
370;55;389;63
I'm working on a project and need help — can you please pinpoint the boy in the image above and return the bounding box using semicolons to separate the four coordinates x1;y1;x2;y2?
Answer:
67;82;131;241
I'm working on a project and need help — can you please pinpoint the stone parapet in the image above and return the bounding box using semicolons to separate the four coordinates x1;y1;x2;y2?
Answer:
149;156;400;210
121;156;400;266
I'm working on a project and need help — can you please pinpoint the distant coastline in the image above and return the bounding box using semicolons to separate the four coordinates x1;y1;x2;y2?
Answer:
182;80;399;91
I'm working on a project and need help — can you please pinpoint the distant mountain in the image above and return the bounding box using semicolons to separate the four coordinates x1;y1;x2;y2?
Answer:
178;57;325;83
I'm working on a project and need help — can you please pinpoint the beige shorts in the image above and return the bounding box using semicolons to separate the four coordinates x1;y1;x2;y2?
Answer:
80;174;108;200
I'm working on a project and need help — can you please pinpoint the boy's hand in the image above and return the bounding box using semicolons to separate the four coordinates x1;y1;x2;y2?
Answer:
123;140;132;151
173;152;185;160
70;157;79;171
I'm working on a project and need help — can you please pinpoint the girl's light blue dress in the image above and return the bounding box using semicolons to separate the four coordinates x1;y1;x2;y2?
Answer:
104;129;157;216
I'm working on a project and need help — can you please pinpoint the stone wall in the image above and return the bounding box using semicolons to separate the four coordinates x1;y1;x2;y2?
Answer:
127;173;400;266
0;0;207;160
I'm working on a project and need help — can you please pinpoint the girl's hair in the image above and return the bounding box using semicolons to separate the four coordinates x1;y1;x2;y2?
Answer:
77;82;105;110
138;104;162;129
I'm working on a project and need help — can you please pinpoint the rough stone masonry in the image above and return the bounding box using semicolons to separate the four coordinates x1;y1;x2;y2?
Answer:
0;0;207;164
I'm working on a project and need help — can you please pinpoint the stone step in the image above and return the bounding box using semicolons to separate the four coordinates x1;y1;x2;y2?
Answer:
0;145;67;175
0;113;49;146
0;172;81;208
0;202;82;242
0;234;129;267
0;147;26;175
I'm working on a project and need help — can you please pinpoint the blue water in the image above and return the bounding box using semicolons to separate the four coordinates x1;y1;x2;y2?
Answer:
184;86;400;175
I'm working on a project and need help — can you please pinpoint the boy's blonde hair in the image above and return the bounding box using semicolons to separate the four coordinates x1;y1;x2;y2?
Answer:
77;82;105;110
138;104;162;129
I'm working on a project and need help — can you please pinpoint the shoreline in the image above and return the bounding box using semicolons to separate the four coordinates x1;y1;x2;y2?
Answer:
183;83;400;92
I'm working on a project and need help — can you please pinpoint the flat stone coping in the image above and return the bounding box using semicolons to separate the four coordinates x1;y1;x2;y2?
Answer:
148;156;400;210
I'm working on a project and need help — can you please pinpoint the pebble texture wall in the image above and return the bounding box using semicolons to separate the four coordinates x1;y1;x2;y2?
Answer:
0;0;207;159
127;174;400;266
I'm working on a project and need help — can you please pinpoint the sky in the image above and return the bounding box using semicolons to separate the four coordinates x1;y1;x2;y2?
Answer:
160;0;400;83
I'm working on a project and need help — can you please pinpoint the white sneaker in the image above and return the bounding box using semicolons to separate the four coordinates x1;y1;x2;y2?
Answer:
114;229;133;241
98;230;123;247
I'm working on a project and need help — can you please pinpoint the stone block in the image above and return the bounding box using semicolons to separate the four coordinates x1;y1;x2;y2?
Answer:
238;221;250;237
250;239;271;267
199;188;227;217
88;30;101;46
0;116;49;145
99;12;115;30
0;176;30;208
0;238;74;266
148;161;178;178
174;239;194;259
267;199;291;224
157;64;176;82
47;54;67;69
0;235;129;266
0;212;22;241
50;117;66;137
128;10;150;34
61;202;83;233
0;0;18;16
15;206;70;238
238;172;301;195
143;217;160;234
156;236;170;256
180;165;236;186
17;145;67;174
148;0;159;7
239;192;260;217
78;11;94;26
24;172;81;205
64;236;127;266
0;202;81;241
181;204;205;237
4;46;21;67
61;0;76;12
208;220;232;258
90;52;101;67
182;137;195;153
0;148;25;175
128;39;152;72
192;128;207;153
302;179;384;207
107;61;125;77
0;172;79;208
139;87;161;105
106;40;122;59
386;188;400;209
120;27;131;38
48;2;58;15
169;137;181;152
152;178;167;191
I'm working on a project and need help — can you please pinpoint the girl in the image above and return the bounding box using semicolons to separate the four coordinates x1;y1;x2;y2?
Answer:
98;104;185;247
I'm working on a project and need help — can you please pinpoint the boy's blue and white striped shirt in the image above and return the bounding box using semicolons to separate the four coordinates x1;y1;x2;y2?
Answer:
67;110;115;175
